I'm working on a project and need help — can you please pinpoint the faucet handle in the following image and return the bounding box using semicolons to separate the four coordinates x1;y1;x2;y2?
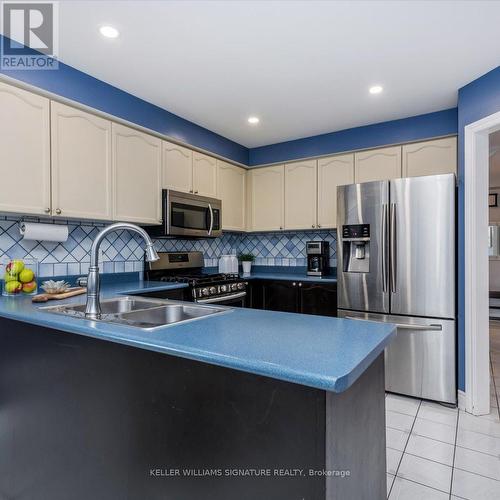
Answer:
76;276;88;287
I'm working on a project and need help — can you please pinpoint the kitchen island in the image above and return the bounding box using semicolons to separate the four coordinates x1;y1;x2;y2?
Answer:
0;280;395;500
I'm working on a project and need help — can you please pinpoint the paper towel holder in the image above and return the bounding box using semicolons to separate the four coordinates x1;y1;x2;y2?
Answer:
19;220;69;243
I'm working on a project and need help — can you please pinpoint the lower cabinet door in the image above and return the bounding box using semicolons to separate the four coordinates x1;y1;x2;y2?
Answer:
262;281;299;313
298;283;338;317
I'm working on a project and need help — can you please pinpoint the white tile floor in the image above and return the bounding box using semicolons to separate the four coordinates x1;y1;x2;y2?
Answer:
385;322;500;499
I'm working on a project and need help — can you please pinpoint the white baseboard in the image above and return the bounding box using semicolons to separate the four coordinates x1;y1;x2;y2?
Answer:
458;390;466;410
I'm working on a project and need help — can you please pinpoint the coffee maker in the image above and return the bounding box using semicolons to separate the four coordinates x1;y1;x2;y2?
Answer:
306;241;330;276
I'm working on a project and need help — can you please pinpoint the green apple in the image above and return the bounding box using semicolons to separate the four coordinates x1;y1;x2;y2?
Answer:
4;272;18;282
4;280;22;294
22;281;37;294
6;260;24;275
19;268;35;283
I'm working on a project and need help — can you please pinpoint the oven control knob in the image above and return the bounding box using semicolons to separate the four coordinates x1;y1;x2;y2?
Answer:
231;283;238;291
201;288;209;297
220;285;227;293
237;282;244;290
209;286;217;295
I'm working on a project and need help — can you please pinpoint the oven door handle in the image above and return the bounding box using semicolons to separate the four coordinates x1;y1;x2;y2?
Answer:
207;203;214;236
197;291;246;304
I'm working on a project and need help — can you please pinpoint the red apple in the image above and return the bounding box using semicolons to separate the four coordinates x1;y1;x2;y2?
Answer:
22;281;37;294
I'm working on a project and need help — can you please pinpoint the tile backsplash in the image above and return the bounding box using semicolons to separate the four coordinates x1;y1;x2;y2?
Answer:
237;230;337;267
0;216;336;277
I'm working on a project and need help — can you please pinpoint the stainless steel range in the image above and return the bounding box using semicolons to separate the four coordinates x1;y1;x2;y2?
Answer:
144;251;248;306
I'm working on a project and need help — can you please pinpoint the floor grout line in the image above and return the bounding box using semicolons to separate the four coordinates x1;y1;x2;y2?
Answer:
448;404;460;499
452;465;500;483
393;475;457;497
491;348;500;420
389;399;422;498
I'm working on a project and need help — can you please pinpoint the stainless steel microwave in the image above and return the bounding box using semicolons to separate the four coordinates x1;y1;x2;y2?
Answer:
147;190;222;238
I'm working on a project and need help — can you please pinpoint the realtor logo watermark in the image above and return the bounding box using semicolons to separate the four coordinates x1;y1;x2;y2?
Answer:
1;1;58;69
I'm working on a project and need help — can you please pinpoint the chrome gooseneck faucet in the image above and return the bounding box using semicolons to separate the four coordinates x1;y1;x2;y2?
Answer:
85;222;159;319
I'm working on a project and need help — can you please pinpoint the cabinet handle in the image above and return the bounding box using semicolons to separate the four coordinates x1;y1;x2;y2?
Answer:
292;282;296;287
312;224;315;228
298;283;302;287
189;189;193;193
195;190;199;194
317;224;322;228
279;226;283;230
44;208;51;214
55;208;62;215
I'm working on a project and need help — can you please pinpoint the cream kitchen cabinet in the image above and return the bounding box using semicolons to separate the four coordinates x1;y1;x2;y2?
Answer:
162;140;193;193
354;146;402;183
162;144;217;198
0;82;51;216
402;137;457;178
51;102;112;220
193;152;217;198
284;160;317;230
317;153;354;229
112;123;162;224
216;160;246;231
248;165;285;231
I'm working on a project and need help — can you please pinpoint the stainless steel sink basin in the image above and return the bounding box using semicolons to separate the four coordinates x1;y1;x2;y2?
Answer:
50;296;166;315
113;303;227;329
39;296;230;330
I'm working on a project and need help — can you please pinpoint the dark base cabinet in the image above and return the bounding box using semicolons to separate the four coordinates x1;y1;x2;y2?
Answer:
0;318;386;500
250;279;337;317
299;282;338;317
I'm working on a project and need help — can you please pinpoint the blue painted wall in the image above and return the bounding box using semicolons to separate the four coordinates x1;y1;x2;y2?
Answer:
249;108;458;165
0;34;249;165
1;33;459;169
457;66;500;391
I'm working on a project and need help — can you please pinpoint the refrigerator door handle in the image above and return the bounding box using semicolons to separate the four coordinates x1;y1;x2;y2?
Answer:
344;316;443;331
390;203;397;293
382;204;389;293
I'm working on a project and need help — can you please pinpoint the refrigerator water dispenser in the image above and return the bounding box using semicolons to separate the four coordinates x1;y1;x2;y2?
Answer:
342;224;370;273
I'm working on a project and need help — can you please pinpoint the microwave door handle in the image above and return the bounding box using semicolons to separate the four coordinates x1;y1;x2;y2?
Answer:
208;203;214;236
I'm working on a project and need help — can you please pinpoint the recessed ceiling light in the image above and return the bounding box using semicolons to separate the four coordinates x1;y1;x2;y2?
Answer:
100;25;120;39
247;116;260;125
369;85;383;95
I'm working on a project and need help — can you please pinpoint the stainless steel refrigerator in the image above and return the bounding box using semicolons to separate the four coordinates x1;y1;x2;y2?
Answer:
337;174;456;404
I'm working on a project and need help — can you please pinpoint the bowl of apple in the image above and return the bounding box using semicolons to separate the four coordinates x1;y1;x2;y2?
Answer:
2;258;38;296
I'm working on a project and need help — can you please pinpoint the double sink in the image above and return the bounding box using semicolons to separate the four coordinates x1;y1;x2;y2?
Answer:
41;296;229;330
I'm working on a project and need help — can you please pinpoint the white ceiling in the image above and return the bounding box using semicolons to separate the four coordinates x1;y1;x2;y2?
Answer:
11;1;500;147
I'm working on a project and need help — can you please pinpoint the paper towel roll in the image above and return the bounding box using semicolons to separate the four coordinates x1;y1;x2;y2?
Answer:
19;222;69;243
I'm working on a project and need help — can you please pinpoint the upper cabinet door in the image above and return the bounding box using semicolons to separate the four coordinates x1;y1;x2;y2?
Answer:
402;137;457;178
217;160;246;231
0;82;50;215
250;165;285;231
193;152;217;198
354;146;402;183
112;123;162;224
317;153;354;229
284;160;317;230
162;140;193;193
51;102;112;220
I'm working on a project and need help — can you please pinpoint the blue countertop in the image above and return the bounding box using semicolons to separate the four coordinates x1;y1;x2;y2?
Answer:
0;280;394;393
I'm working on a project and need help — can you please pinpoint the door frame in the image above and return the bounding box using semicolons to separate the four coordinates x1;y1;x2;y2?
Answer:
464;110;500;415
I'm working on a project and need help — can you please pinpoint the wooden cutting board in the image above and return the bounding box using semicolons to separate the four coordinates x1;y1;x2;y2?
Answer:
32;287;87;303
